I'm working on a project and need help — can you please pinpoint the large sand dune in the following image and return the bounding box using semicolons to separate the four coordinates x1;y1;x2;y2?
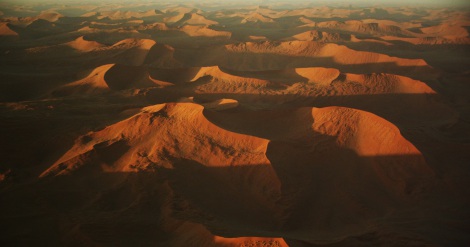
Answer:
1;2;469;247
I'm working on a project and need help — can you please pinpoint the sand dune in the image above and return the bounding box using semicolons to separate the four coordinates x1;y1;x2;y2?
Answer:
318;43;427;67
283;7;353;19
147;66;270;93
53;64;114;95
65;36;106;52
110;38;156;66
179;25;231;38
164;6;201;15
171;13;218;26
0;22;18;36
362;19;422;29
40;102;274;175
96;10;161;20
146;43;183;68
25;18;56;31
38;101;433;244
294;67;341;85
316;20;414;37
298;16;315;25
202;98;239;110
241;12;275;24
37;11;63;22
381;35;470;45
218;41;435;78
143;65;435;97
290;30;351;42
53;64;167;96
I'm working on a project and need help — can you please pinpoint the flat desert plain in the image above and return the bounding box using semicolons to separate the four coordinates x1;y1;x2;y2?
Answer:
1;1;469;246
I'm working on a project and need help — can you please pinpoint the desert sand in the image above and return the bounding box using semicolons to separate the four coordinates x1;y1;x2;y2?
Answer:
1;1;469;246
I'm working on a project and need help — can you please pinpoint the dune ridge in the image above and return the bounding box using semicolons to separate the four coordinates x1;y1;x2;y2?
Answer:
0;22;19;36
66;36;106;52
53;64;169;96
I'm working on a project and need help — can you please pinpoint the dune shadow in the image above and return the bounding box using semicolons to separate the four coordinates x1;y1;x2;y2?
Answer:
193;92;454;127
0;149;440;246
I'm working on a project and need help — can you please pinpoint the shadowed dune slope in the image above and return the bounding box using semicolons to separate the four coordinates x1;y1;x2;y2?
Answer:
36;102;434;245
65;36;106;52
170;41;438;78
0;22;19;36
53;64;169;96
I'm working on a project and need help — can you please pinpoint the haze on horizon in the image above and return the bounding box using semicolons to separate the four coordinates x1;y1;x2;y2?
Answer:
2;0;470;7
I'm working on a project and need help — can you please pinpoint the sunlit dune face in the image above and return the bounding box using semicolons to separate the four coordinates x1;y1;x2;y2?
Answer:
312;107;422;156
0;1;469;246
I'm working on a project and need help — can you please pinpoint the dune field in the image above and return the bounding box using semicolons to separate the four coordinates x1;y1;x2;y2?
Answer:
1;1;469;246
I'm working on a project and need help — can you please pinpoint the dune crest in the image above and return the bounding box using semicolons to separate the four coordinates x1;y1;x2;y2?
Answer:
179;25;231;37
294;67;341;85
171;13;218;26
54;64;169;96
0;22;18;36
202;98;239;111
40;102;275;177
241;12;275;24
66;36;105;52
37;11;63;22
53;64;114;96
110;38;157;66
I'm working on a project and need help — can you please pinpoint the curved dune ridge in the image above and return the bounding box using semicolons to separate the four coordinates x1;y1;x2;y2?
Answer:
378;20;470;44
381;35;470;45
312;106;423;156
241;12;275;24
137;21;230;38
342;73;436;94
294;67;341;85
147;65;434;95
188;66;269;88
420;23;469;38
290;30;351;42
54;64;168;96
219;41;435;77
170;13;218;26
52;63;444;123
38;102;433;244
37;11;63;22
96;10;161;20
65;36;106;52
202;98;239;110
318;43;427;67
315;20;414;36
179;25;231;38
54;64;114;95
110;38;157;66
0;22;19;36
225;41;325;56
145;43;182;67
149;66;424;94
40;102;274;176
150;66;270;88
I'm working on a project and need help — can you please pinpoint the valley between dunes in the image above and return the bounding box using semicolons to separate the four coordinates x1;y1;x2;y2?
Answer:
1;1;469;246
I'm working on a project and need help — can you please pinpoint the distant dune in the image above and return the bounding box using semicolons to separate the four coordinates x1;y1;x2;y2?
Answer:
66;36;105;52
0;22;18;36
